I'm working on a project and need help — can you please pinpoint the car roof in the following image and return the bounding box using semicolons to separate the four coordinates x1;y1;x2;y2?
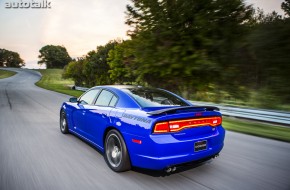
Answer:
87;85;191;109
93;85;142;89
90;85;142;108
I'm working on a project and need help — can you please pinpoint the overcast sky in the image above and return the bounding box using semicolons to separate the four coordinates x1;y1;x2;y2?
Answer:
0;0;285;68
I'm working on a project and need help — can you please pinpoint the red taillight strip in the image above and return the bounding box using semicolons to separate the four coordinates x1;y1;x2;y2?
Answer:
153;117;222;134
154;122;169;133
170;117;221;127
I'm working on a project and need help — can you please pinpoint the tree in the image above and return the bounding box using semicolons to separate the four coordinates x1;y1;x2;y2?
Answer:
63;58;86;86
251;8;282;24
38;45;72;69
0;48;25;68
107;40;136;84
217;8;283;99
62;41;119;87
248;17;290;103
282;0;290;16
82;41;118;86
125;0;253;96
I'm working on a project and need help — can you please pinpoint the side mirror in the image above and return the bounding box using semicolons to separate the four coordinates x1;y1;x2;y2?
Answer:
69;97;78;103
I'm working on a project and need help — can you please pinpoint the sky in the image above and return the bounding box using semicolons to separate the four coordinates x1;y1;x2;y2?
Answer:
0;0;285;68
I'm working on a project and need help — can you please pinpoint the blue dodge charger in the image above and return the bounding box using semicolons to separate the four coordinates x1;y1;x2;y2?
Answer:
60;85;225;172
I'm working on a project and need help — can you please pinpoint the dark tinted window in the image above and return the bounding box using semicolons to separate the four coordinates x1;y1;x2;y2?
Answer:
95;90;116;107
122;88;189;107
79;89;100;105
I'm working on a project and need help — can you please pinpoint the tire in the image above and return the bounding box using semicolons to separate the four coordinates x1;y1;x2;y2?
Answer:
60;109;69;134
104;129;131;172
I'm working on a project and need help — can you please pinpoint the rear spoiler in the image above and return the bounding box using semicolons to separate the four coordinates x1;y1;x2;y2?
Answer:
147;106;220;115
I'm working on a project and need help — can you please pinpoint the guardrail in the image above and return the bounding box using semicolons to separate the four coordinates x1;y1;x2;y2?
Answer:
73;86;290;126
73;86;89;92
190;101;290;126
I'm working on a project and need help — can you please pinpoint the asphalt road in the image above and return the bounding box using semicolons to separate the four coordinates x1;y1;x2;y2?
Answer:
1;68;290;190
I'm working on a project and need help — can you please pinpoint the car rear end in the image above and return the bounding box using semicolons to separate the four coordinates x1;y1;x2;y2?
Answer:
127;107;225;171
118;86;225;171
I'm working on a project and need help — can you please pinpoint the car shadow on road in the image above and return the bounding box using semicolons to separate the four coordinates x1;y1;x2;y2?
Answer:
132;158;213;177
68;132;104;154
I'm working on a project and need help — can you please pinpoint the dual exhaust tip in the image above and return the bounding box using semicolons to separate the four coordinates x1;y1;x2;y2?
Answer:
165;153;220;173
165;166;177;173
213;154;219;158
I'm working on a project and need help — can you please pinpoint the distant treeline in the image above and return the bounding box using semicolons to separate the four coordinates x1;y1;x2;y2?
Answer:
54;0;290;108
0;48;25;68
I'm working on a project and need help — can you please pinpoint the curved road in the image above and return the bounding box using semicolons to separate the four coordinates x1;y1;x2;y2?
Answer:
0;68;290;190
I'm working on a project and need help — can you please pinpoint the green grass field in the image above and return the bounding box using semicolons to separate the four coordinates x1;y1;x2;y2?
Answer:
0;69;16;79
33;69;290;143
35;69;83;97
223;117;290;143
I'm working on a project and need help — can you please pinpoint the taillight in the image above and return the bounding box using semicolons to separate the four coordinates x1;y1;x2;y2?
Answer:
154;122;169;133
153;117;222;134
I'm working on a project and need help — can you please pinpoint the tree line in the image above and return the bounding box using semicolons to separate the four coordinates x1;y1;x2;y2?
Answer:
41;0;290;108
0;49;25;68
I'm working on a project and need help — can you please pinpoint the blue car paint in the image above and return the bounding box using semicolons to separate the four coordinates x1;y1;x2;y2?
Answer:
61;86;225;170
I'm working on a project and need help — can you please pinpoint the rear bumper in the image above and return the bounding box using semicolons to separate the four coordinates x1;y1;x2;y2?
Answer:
124;126;225;170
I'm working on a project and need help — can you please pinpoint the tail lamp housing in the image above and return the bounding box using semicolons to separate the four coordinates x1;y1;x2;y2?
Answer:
153;117;222;134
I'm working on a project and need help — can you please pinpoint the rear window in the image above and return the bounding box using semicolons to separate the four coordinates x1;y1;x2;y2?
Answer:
122;87;189;107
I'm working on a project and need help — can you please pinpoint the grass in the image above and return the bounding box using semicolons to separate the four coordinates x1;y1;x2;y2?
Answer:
34;69;83;97
33;69;290;143
223;117;290;143
0;69;16;79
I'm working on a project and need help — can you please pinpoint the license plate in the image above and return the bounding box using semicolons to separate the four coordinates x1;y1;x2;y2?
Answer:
194;140;207;152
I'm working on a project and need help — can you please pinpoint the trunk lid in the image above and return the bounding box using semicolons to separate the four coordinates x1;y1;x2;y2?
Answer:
145;106;222;137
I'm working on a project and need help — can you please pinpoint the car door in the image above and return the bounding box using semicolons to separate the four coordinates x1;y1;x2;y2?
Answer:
72;88;100;140
85;89;118;147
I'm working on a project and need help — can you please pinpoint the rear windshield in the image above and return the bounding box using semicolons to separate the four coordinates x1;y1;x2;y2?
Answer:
122;87;189;107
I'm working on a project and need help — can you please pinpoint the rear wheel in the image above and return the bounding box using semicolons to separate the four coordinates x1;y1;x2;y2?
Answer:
104;130;131;172
60;110;69;134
